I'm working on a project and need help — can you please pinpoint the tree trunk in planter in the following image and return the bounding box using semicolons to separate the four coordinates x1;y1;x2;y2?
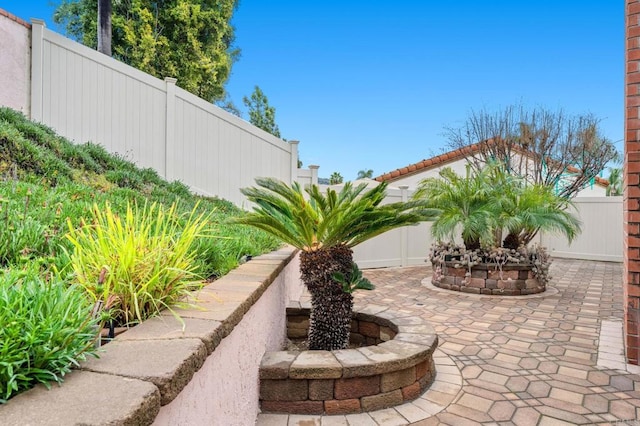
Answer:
300;244;353;350
502;232;520;250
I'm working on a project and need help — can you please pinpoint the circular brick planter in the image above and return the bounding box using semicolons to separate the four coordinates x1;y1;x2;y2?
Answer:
432;261;545;295
259;306;438;415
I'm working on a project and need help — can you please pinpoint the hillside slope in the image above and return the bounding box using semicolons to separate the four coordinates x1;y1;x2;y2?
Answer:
0;107;279;278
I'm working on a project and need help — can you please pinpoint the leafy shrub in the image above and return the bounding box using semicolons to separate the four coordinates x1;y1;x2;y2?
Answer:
0;189;52;267
0;270;98;403
65;201;210;325
0;106;281;281
105;169;144;190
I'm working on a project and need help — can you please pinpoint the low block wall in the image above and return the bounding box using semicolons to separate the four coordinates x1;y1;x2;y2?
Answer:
432;261;545;295
0;247;300;426
259;306;438;415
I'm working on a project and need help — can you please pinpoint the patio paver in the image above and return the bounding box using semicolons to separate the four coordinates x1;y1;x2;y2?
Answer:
256;259;640;425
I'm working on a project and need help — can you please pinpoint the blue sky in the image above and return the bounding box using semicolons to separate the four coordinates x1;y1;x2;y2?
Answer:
2;1;623;181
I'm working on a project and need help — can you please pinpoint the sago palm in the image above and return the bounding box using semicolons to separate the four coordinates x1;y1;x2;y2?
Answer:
492;183;582;249
413;166;494;250
235;178;434;350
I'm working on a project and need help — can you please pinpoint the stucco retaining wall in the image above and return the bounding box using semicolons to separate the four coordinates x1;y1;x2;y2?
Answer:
0;9;30;115
0;247;301;426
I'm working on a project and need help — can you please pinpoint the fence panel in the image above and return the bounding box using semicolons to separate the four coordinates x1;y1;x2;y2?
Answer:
540;197;623;262
35;26;167;174
171;87;292;206
28;21;295;206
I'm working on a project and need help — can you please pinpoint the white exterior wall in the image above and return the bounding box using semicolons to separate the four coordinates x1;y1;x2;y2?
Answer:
0;12;30;115
386;157;607;197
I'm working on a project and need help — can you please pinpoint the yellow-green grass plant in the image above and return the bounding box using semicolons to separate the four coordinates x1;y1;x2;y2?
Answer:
65;201;212;326
0;269;99;403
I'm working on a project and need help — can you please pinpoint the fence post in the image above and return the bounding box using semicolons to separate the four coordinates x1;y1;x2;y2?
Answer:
400;185;409;267
309;165;319;186
289;140;299;184
30;19;46;122
164;77;177;181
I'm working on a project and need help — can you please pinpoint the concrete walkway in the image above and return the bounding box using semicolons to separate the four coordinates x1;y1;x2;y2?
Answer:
258;259;640;425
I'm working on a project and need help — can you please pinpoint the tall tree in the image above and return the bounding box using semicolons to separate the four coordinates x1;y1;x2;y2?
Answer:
357;169;373;179
445;104;619;199
54;0;239;102
243;86;281;138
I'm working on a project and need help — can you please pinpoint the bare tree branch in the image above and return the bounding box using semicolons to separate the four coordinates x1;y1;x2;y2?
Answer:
445;105;618;199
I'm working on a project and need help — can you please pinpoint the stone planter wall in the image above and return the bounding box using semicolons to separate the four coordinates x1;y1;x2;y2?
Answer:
259;306;438;415
432;261;545;295
0;247;301;426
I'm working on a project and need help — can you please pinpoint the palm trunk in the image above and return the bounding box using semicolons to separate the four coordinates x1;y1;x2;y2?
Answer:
300;244;353;350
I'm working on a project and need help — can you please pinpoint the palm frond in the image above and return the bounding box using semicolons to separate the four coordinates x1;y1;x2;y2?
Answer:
235;178;434;251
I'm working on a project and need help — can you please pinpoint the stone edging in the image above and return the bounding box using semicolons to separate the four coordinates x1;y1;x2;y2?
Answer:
423;277;559;299
0;247;298;426
259;305;439;415
432;261;545;295
256;348;461;425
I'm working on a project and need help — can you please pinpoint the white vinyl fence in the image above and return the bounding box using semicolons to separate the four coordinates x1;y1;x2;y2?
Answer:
540;196;623;262
0;15;623;266
320;182;623;269
29;20;298;206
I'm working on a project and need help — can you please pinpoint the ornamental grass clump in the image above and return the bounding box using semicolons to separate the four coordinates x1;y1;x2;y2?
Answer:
0;269;99;403
65;201;211;326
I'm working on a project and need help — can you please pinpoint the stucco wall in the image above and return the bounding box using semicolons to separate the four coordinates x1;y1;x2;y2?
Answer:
387;157;607;197
153;253;301;426
0;9;30;115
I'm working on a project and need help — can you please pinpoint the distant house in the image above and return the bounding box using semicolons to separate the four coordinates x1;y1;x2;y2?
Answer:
374;143;610;197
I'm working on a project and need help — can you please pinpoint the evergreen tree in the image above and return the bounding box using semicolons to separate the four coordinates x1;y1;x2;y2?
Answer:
54;0;239;102
243;86;281;138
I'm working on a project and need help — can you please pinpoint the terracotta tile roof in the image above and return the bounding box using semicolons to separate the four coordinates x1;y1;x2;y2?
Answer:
374;142;610;188
0;8;31;28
